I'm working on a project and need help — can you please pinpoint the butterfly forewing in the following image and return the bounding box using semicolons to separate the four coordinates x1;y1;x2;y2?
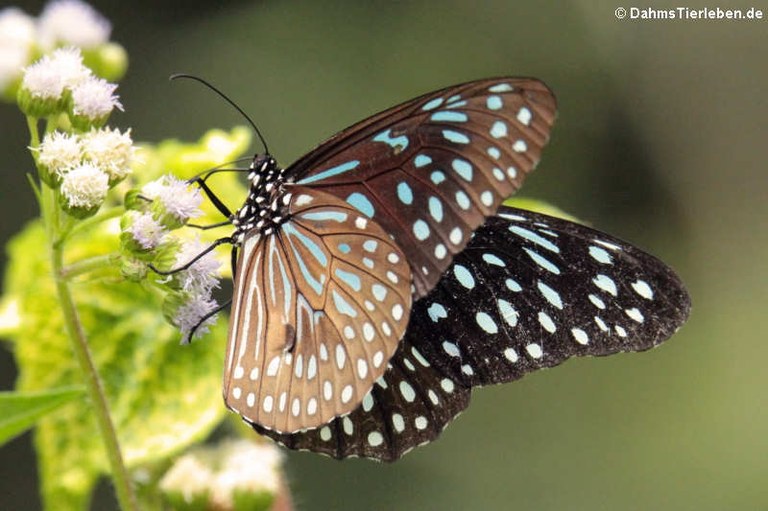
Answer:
225;188;412;433
250;206;690;459
289;78;557;297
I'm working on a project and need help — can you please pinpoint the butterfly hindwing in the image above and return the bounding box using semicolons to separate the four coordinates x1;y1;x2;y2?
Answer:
409;206;691;387
251;206;690;459
252;339;470;461
289;78;557;297
224;188;412;433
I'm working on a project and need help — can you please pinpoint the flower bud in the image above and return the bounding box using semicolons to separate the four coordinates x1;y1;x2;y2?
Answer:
68;74;122;129
59;162;109;218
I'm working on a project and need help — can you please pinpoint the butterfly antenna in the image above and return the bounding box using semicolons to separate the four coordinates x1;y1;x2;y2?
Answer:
170;73;270;155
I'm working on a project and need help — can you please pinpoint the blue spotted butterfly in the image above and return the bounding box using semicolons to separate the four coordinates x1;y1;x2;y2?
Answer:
197;77;688;460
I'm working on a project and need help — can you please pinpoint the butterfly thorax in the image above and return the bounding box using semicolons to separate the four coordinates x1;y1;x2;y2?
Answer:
232;154;293;244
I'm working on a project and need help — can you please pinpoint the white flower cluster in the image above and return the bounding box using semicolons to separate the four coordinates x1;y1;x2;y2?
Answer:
0;0;112;96
38;126;134;209
159;439;284;511
20;46;122;123
141;175;204;224
122;175;221;341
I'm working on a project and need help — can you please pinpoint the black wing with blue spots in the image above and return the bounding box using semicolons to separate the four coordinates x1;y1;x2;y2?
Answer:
252;206;690;461
288;78;557;297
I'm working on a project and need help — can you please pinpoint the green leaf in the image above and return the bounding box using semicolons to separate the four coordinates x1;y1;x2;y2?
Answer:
504;197;581;222
2;220;229;510
0;387;85;446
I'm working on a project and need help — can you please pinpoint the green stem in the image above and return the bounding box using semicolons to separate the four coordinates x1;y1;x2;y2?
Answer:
63;206;123;243
28;116;138;511
45;186;138;511
60;253;118;280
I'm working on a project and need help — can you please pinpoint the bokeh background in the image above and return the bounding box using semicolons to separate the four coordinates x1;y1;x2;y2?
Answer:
1;1;766;509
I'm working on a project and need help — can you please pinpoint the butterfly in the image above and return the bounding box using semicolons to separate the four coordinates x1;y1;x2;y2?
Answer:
185;76;688;460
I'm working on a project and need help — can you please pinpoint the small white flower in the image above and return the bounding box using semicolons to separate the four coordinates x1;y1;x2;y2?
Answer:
60;162;109;209
38;0;111;50
212;440;283;508
71;75;122;120
0;45;30;92
126;212;166;250
82;127;134;181
159;439;283;510
0;8;36;47
142;175;203;223
175;237;221;295
37;131;82;175
48;47;91;88
0;8;36;91
174;294;218;340
158;454;213;504
21;55;66;100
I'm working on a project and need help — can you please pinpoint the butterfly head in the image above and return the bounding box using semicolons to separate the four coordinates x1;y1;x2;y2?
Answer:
232;154;289;243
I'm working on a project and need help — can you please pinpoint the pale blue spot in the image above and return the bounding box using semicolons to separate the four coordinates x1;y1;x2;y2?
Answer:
335;268;362;292
363;240;378;252
492;167;505;180
332;290;357;317
431;111;468;122
452;159;473;181
431;171;446;185
414;154;432;168
427;303;447;322
509;225;560;253
445;100;467;108
397;182;413;205
589;246;613;265
486;95;503;110
413;220;430;240
490;120;508;138
298;160;360;184
372;284;387;301
447;94;462;103
363;257;374;269
428;196;443;222
346;192;375;218
593;274;618;296
283;225;324;295
374;129;409;151
537;281;563;309
524;248;561;275
497;299;518;327
422;97;443;110
506;278;522;292
454;264;475;289
475;311;498;334
338;243;351;254
283;223;328;267
301;211;348;222
538;311;556;333
487;146;501;159
455;191;471;210
443;130;470;144
489;83;513;92
482;253;505;267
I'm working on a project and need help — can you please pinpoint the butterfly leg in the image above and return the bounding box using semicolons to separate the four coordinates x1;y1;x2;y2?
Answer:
182;298;232;344
188;175;233;218
148;236;234;275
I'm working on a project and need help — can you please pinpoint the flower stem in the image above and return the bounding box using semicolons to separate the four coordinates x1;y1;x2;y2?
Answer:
45;187;138;511
60;253;118;280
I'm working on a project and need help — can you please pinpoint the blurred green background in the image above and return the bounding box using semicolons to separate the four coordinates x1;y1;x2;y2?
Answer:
1;1;766;509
